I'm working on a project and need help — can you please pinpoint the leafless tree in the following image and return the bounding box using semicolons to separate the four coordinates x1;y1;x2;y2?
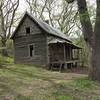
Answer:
0;0;19;56
53;1;78;36
26;0;48;19
26;0;77;36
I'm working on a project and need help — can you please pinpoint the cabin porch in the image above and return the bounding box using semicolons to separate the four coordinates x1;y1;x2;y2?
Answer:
48;40;82;71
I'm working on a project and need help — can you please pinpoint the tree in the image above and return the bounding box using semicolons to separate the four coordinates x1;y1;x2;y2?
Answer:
66;0;100;81
0;0;19;56
26;0;77;36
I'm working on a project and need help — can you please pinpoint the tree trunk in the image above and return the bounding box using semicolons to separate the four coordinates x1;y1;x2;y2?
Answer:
89;0;100;81
89;47;100;81
67;0;100;81
1;38;8;57
76;0;95;80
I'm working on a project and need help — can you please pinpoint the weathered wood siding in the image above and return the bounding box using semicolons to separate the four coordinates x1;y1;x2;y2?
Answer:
65;46;72;61
48;43;73;62
15;15;42;37
13;15;48;65
49;44;64;62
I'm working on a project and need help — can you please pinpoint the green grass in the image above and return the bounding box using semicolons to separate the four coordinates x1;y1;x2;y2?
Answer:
0;55;13;64
56;95;73;100
0;56;100;100
69;78;96;90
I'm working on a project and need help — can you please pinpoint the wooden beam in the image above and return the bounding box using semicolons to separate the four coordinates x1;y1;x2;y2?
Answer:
69;47;72;60
63;44;66;62
63;44;68;70
59;63;62;72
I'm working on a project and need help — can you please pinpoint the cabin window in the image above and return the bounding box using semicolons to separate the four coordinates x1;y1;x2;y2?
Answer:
26;27;30;34
29;44;34;57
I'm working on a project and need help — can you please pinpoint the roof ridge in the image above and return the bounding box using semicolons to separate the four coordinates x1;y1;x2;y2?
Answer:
11;11;72;43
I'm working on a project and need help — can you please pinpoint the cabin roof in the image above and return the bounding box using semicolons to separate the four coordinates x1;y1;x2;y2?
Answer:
48;39;82;49
11;11;71;42
48;39;67;44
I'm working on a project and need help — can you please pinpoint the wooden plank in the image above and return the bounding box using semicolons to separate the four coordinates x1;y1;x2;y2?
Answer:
0;47;7;50
14;34;48;65
49;59;81;70
63;44;66;62
69;47;71;60
59;63;62;72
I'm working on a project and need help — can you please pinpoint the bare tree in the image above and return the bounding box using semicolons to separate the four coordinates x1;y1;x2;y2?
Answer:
0;0;19;56
26;0;48;19
26;0;77;36
53;1;78;36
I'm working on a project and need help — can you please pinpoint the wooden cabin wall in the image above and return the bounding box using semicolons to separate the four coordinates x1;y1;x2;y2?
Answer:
15;15;42;37
65;46;72;61
49;44;64;62
49;44;74;62
72;49;79;60
13;16;48;65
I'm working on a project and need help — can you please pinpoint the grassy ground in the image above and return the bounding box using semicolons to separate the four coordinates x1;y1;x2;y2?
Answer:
0;56;100;100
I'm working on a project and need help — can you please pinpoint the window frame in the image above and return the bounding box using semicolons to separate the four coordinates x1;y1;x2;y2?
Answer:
26;27;30;35
28;44;35;57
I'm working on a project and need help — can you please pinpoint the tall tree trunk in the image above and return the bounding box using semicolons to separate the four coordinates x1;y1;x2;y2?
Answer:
1;38;8;57
89;0;100;81
89;47;100;81
77;0;100;81
66;0;100;81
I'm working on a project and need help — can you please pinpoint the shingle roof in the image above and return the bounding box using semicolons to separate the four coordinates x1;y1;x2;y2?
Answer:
48;38;67;44
48;38;82;49
11;11;71;42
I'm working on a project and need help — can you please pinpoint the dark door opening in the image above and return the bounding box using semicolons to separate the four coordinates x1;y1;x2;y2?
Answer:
29;44;34;57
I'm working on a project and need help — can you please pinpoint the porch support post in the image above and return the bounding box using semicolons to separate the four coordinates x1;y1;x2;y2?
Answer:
63;44;66;62
78;49;79;59
69;47;71;60
63;44;67;70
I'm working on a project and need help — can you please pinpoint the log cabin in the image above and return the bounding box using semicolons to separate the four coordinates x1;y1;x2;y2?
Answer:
11;12;82;70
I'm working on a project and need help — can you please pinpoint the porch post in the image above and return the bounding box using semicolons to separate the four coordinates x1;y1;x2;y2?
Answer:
69;47;71;60
63;44;68;70
63;44;66;62
78;49;79;59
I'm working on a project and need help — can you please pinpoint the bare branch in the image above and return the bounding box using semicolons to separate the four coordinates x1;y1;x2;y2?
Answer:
0;0;19;40
7;0;19;39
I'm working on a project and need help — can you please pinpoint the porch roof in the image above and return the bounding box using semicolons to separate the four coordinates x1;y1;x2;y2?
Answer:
48;39;82;49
